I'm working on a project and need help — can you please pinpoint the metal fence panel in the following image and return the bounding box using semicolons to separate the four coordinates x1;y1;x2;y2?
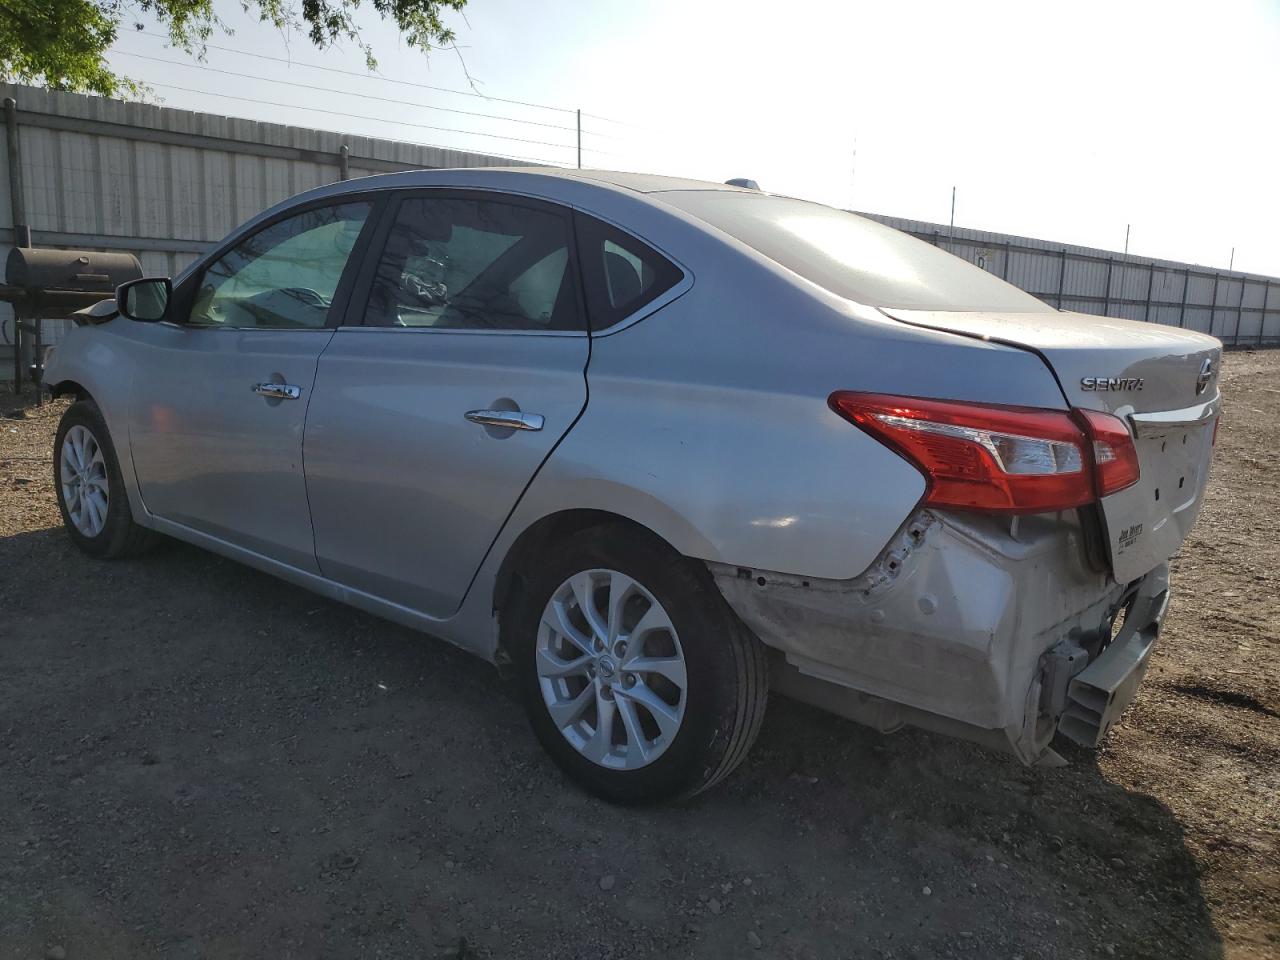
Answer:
3;81;1278;379
860;212;1279;347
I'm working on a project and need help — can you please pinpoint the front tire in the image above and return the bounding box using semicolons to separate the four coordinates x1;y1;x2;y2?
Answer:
53;400;155;559
505;524;768;804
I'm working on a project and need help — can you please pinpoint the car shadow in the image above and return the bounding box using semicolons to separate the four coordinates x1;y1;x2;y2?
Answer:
0;525;1224;960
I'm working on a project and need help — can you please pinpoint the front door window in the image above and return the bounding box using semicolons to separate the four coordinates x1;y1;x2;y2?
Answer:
190;202;372;329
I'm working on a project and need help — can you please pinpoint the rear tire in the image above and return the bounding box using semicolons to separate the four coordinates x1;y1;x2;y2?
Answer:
53;400;156;559
505;524;768;804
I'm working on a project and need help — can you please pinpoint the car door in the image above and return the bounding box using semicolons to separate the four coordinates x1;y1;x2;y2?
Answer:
127;198;378;573
302;190;590;618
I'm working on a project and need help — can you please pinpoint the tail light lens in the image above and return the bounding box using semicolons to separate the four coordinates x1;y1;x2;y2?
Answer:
828;392;1140;514
1074;409;1142;497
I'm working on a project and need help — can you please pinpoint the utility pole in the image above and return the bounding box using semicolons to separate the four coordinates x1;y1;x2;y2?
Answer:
576;109;582;169
1124;224;1130;255
849;137;857;210
950;186;956;231
1229;247;1235;271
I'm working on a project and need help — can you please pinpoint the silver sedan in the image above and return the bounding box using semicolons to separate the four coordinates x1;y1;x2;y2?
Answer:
44;169;1221;802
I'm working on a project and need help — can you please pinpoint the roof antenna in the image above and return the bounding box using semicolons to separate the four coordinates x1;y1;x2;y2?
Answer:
725;178;760;190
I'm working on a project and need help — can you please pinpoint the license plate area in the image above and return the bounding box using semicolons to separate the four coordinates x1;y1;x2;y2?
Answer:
1098;406;1216;582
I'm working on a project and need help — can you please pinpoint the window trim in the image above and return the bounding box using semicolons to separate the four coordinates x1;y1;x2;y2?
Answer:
340;187;589;336
169;193;387;333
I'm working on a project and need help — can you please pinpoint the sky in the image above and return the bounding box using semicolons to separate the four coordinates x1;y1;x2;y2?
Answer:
103;0;1280;275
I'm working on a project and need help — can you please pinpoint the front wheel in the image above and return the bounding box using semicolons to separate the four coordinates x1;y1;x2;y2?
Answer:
53;400;155;559
506;525;768;804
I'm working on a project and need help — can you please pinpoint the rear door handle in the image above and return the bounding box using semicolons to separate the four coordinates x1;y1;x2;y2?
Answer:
465;409;544;431
253;382;302;400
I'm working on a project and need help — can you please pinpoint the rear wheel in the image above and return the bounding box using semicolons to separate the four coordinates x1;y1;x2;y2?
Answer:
506;524;768;804
53;400;155;559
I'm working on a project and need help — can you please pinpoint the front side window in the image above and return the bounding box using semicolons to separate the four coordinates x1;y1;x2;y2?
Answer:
190;202;372;329
365;196;583;331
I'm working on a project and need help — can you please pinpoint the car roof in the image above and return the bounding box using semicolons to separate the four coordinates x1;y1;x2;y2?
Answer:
536;169;752;194
311;166;754;200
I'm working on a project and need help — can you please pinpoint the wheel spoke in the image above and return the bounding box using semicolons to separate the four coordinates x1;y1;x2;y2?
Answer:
606;572;633;644
619;681;681;741
546;683;594;729
536;647;591;680
581;696;616;763
66;432;84;473
624;656;687;689
543;600;592;655
84;491;105;531
569;572;607;643
627;602;673;646
615;695;650;764
59;446;77;484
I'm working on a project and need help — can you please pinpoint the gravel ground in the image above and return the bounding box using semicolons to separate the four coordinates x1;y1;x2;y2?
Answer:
1;352;1277;960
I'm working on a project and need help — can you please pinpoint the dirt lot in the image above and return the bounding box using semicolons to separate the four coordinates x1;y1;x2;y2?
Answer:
1;352;1277;960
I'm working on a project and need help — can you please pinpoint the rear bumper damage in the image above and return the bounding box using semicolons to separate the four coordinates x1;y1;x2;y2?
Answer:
709;510;1170;764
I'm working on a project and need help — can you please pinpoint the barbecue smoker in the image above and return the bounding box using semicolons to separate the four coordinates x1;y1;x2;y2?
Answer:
0;247;143;399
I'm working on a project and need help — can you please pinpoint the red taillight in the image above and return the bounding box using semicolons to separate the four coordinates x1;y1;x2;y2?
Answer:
1073;408;1142;497
828;392;1140;514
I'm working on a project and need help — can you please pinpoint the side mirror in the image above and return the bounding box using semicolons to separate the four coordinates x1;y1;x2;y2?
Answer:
116;277;172;323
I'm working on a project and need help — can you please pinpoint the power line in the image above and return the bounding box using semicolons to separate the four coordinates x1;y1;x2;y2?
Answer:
145;81;585;155
579;110;645;131
140;79;624;158
135;29;634;130
113;49;588;133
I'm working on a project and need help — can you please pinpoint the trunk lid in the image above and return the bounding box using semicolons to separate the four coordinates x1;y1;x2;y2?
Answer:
882;309;1222;582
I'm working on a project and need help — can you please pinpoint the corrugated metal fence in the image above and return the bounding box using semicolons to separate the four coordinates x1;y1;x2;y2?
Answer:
0;82;526;370
3;81;1277;380
861;213;1279;347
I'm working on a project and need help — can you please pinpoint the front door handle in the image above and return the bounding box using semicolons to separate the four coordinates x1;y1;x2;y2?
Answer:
253;382;302;400
465;409;544;431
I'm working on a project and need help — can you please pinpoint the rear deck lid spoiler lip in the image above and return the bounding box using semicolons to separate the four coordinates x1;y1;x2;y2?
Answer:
1128;397;1221;436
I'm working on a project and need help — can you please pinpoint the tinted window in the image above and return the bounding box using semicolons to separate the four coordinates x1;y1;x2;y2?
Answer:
190;202;371;328
661;191;1050;313
576;214;683;330
365;196;583;331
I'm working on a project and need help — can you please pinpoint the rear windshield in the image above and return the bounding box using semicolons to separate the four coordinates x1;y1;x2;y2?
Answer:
661;190;1051;313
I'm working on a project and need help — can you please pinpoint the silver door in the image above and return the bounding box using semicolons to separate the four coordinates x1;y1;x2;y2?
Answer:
303;192;589;618
128;201;374;571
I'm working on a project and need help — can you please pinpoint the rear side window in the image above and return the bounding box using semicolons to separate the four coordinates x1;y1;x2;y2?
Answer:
364;195;584;331
575;214;683;330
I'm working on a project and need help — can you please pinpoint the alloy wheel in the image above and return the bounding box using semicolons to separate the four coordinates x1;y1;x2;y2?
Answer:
536;568;688;770
60;424;109;538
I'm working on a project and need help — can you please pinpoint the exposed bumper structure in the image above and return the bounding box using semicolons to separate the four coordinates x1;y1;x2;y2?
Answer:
710;510;1170;764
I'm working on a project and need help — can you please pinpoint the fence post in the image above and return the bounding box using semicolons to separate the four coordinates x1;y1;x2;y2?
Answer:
1257;282;1269;348
3;97;31;248
1234;280;1247;348
1103;258;1114;316
1207;273;1219;336
1056;249;1067;308
338;144;350;181
1177;267;1191;328
1144;264;1156;322
1002;242;1011;280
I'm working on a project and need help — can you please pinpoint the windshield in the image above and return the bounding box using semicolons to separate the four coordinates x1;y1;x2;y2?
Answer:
661;190;1052;313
